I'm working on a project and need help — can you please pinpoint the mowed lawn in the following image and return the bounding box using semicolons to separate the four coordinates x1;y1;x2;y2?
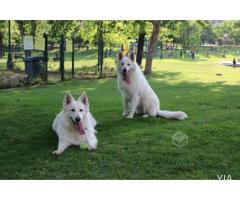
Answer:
0;57;240;179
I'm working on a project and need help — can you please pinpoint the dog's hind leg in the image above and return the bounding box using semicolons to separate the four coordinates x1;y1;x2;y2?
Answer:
136;103;144;115
142;108;156;118
148;107;157;117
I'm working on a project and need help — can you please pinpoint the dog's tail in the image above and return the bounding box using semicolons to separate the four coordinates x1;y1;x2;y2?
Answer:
156;110;188;120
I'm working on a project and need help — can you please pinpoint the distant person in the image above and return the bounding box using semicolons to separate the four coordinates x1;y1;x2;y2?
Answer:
223;49;226;57
233;58;236;67
168;49;171;57
170;46;174;57
191;50;195;60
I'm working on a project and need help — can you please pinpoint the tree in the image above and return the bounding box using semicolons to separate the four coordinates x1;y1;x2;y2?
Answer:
135;21;148;66
15;21;27;43
30;21;37;44
78;21;97;44
158;25;174;58
14;20;41;47
170;20;205;56
200;21;216;45
230;21;240;45
187;21;204;47
47;20;79;45
0;21;5;57
144;21;160;74
213;21;234;45
136;32;145;65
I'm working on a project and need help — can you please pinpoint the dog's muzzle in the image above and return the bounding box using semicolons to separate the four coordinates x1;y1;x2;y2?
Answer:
71;117;85;135
122;69;130;84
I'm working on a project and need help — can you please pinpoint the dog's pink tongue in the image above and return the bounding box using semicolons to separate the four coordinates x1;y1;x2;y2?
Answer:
123;72;130;84
75;122;85;135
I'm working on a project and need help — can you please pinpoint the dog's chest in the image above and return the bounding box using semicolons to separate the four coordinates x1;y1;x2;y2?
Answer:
67;130;85;145
118;78;137;93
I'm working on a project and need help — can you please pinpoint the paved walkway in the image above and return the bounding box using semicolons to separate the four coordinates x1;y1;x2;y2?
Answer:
220;61;240;67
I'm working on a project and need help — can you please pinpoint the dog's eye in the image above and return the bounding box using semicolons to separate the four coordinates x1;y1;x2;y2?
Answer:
121;63;124;66
127;63;130;66
80;109;83;112
71;109;75;112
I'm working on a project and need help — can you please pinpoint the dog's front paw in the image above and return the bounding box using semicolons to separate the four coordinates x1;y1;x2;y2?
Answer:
122;112;129;117
52;150;62;155
126;114;134;119
88;145;97;151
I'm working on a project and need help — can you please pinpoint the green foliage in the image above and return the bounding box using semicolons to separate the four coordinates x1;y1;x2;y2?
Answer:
200;21;216;45
103;21;134;45
230;21;240;44
159;26;173;43
2;20;240;50
47;20;79;42
78;21;97;44
212;21;240;45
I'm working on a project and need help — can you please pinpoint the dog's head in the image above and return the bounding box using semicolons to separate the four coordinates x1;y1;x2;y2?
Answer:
116;51;136;84
63;92;89;135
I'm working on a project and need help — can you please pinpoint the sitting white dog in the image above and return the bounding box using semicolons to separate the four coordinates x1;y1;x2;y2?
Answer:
52;92;97;155
116;51;188;120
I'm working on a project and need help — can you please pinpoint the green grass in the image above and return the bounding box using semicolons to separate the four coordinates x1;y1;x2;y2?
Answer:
0;54;240;179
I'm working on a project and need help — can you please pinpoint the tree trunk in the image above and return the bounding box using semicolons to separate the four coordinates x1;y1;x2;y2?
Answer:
31;20;37;45
136;32;145;66
16;21;27;57
16;21;25;43
144;21;160;74
0;33;3;58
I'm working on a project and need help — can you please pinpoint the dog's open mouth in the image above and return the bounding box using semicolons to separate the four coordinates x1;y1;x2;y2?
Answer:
122;71;130;84
71;119;85;135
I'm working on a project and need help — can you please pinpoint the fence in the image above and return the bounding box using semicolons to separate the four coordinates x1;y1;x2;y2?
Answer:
1;34;240;83
0;34;121;83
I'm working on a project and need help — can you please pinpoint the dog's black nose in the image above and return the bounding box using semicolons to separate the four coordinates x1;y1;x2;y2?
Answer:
75;117;81;122
122;68;127;73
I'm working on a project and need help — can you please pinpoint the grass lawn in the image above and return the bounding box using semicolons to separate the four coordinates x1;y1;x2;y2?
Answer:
0;55;240;179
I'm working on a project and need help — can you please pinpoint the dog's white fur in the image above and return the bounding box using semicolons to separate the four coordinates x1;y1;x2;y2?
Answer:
116;52;188;120
52;92;97;155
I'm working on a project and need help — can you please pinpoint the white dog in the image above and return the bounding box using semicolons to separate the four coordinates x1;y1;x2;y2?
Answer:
52;92;97;155
116;52;188;120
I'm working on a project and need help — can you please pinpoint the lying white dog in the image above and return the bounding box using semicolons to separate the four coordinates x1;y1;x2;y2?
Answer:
52;92;97;155
116;52;188;120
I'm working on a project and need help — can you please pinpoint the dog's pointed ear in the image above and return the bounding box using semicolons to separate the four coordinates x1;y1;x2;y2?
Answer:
128;51;135;62
64;92;73;106
79;92;89;109
117;52;124;60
